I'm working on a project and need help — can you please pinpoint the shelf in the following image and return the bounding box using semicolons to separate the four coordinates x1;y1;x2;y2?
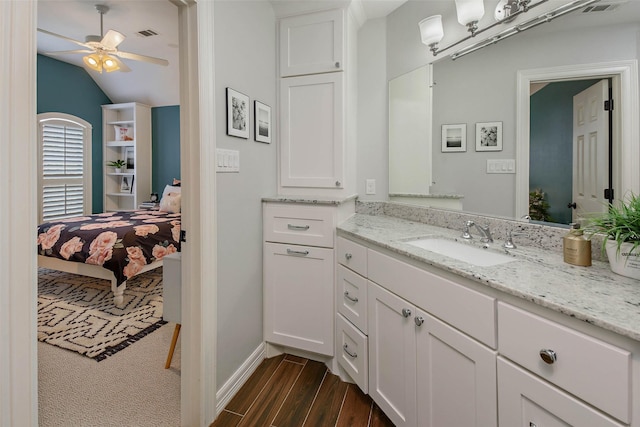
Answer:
106;140;135;147
106;120;135;126
106;192;135;197
107;171;135;176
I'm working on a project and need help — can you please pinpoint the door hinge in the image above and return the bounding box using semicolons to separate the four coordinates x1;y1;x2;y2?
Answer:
604;99;614;111
180;230;187;243
604;188;614;201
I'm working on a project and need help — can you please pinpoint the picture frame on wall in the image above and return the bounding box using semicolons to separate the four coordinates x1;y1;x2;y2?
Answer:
475;122;503;151
226;87;249;139
441;124;467;152
124;146;135;171
254;101;271;144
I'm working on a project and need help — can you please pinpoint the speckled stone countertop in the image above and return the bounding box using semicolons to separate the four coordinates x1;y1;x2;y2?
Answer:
388;193;464;199
262;194;357;206
338;213;640;342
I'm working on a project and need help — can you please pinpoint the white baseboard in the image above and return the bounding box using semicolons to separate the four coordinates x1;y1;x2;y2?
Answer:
215;342;266;415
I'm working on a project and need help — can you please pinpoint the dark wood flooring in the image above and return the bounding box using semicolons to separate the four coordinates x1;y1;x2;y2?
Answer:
211;354;395;427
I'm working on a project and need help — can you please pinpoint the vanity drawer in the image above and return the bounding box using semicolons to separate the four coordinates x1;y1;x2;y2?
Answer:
337;265;368;334
337;237;367;276
336;313;368;394
368;249;496;348
263;204;334;248
498;302;631;423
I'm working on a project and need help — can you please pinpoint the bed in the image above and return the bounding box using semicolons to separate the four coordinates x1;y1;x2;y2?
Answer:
37;209;181;307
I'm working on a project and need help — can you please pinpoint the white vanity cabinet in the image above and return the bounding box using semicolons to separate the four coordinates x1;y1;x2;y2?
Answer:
263;201;354;358
279;8;344;77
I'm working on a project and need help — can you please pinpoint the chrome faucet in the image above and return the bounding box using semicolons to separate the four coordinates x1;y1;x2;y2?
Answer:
461;220;493;243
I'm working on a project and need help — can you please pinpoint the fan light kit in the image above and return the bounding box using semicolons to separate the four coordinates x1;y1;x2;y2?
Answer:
38;4;169;74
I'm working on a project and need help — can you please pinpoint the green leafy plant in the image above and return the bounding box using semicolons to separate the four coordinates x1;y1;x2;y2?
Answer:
529;188;553;222
107;159;126;168
586;193;640;255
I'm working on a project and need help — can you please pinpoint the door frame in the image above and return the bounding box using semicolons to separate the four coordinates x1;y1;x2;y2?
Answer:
1;1;218;425
515;60;639;219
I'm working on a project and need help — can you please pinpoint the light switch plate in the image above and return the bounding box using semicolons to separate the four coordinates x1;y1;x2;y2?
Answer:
487;159;515;174
216;149;240;173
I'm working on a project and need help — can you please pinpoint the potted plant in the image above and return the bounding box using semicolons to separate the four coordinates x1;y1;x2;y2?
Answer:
107;159;126;173
587;193;640;280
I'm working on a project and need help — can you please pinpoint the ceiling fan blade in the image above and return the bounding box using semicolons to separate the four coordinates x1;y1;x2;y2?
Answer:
101;30;126;50
37;28;89;48
115;51;169;66
44;49;94;56
110;56;131;73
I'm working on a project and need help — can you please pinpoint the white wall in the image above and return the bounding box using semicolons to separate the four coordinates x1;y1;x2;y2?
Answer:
214;1;277;388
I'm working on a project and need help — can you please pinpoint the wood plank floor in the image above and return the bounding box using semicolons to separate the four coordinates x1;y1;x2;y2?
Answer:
211;354;395;427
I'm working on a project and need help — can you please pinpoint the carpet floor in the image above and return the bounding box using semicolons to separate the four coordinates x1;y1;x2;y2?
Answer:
38;268;166;361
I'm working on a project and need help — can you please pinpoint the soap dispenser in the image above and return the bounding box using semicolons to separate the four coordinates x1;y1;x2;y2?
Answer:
563;223;591;266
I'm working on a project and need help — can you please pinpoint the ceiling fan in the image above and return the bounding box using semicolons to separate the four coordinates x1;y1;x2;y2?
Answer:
38;4;169;73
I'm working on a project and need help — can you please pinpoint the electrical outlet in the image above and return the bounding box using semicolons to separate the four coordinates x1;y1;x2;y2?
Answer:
366;179;376;195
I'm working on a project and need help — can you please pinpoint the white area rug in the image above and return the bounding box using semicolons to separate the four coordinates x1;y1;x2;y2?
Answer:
37;267;166;361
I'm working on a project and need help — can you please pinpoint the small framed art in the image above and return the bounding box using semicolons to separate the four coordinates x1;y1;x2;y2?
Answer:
254;100;271;143
124;146;135;171
441;124;466;152
226;87;249;139
120;175;134;193
475;122;503;151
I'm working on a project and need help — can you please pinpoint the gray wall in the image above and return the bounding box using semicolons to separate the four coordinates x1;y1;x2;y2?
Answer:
357;2;640;218
214;1;277;389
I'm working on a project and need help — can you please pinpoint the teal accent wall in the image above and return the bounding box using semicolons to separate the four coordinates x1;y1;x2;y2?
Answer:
37;54;181;212
152;106;181;195
530;79;601;225
37;54;112;213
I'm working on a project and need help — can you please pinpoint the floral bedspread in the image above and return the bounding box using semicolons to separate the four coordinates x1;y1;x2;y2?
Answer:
37;210;181;286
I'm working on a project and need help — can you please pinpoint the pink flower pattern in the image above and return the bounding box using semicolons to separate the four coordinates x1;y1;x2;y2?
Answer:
37;224;66;250
85;231;118;265
152;244;177;260
134;224;159;237
59;236;83;260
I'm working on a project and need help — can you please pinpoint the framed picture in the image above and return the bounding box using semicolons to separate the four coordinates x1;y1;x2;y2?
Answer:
120;175;133;193
475;121;503;151
226;87;249;139
254;101;271;143
441;124;466;152
124;146;135;171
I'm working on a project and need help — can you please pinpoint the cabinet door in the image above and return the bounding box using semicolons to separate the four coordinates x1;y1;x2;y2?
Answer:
416;309;497;427
280;73;344;189
498;358;625;427
368;281;417;427
279;9;344;77
264;242;334;356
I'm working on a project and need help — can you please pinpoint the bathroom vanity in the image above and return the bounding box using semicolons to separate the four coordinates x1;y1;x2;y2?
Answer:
335;210;640;427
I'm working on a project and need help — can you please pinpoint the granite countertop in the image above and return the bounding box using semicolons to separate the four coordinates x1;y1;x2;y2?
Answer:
389;193;464;199
262;194;358;206
338;213;640;342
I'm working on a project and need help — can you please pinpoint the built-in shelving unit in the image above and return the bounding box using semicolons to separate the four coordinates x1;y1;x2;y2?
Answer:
102;102;151;211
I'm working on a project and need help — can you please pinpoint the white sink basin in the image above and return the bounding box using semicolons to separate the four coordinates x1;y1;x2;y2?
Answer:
404;237;516;267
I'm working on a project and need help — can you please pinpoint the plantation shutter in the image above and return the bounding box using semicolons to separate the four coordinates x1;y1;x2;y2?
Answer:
38;114;92;223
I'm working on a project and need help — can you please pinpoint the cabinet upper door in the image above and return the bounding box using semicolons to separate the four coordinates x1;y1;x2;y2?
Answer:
279;9;344;77
280;73;344;189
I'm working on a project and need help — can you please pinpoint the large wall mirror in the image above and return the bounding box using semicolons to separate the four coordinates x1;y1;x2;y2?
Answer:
387;0;640;226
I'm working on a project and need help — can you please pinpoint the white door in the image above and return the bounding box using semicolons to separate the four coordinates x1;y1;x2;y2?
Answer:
416;309;497;427
368;281;417;427
572;80;609;222
263;242;334;356
280;73;344;189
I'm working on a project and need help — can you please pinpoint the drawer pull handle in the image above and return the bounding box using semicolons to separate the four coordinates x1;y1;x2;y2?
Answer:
344;291;359;303
287;224;310;231
286;249;309;256
414;316;424;326
345;253;353;260
335;61;341;68
539;349;557;364
402;308;412;318
529;423;537;427
343;344;357;358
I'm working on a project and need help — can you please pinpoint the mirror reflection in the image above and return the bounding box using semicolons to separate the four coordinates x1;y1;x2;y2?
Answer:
388;1;640;226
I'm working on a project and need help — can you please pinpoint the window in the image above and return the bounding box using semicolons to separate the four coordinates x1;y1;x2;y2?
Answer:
37;113;92;223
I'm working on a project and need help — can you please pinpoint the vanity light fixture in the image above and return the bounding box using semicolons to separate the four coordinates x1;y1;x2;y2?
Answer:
420;0;599;58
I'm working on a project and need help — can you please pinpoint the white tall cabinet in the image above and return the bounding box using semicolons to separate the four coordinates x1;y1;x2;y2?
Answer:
277;7;358;197
102;102;151;211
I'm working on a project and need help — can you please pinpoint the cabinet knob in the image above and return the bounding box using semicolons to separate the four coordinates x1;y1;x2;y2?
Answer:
335;61;340;68
539;349;557;364
335;180;341;187
414;316;424;326
345;253;352;260
402;308;412;318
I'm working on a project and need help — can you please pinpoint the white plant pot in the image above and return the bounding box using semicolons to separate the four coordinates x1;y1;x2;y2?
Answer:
605;239;640;280
114;168;122;174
